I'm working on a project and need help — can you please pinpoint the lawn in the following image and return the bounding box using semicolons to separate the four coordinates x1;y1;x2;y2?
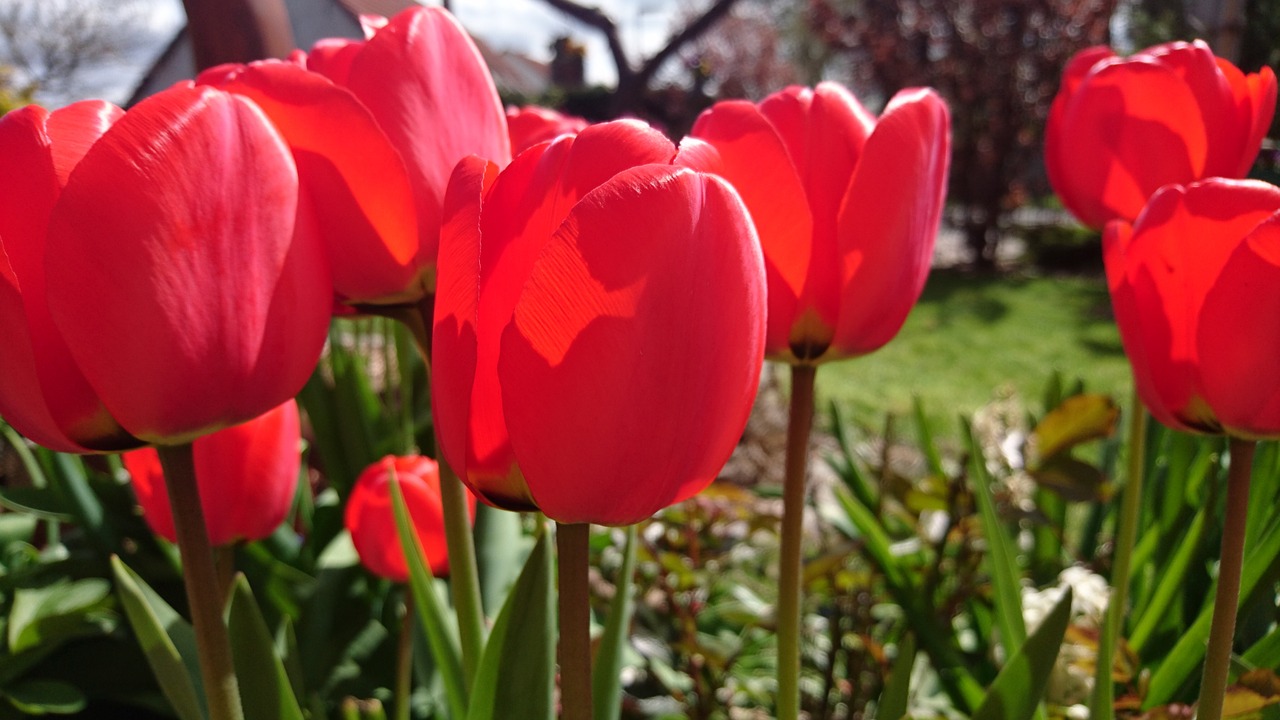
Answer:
815;268;1134;436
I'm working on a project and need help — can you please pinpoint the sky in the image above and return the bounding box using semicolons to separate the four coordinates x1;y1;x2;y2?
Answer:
95;0;682;105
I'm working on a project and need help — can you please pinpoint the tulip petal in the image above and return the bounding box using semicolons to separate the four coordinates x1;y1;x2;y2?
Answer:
1197;214;1280;438
0;104;134;452
45;86;332;443
1113;180;1280;433
1216;58;1278;177
1054;59;1214;228
461;121;674;501
499;166;766;525
199;61;421;303
831;88;949;357
759;84;876;352
680;101;811;358
344;6;511;266
431;155;531;508
305;38;363;87
1045;46;1116;217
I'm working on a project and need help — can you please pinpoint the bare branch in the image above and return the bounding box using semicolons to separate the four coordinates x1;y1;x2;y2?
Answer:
538;0;634;84
634;0;741;90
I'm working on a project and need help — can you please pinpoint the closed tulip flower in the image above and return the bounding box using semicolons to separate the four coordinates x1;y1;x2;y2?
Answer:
506;105;588;155
195;6;508;307
345;455;471;580
1046;40;1276;230
0;86;331;451
124;400;301;546
432;120;767;526
677;83;950;364
1105;178;1280;439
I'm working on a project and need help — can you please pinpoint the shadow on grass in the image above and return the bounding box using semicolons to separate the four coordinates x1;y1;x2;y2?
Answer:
917;268;1125;358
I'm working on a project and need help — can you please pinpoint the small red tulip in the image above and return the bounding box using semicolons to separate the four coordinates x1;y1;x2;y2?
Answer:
0;86;331;451
506;105;588;155
197;6;510;306
124;400;301;546
677;83;950;364
432;120;767;525
1046;40;1276;230
345;455;473;581
1105;178;1280;438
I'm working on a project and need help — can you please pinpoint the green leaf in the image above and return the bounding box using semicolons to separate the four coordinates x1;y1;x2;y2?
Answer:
110;556;205;720
972;588;1073;720
1129;506;1209;655
1029;394;1118;465
467;525;555;720
965;421;1027;653
913;396;946;478
4;679;86;715
966;419;1044;720
0;487;72;522
878;633;917;720
1243;624;1280;670
1145;521;1280;708
225;574;304;720
593;526;638;720
8;578;111;654
474;504;528;618
390;477;468;719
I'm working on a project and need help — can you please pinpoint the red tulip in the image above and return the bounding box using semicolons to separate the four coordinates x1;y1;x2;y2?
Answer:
1046;40;1276;230
124;400;301;546
432;120;767;526
677;83;950;364
345;455;473;581
0;86;331;451
1105;178;1280;438
506;105;588;155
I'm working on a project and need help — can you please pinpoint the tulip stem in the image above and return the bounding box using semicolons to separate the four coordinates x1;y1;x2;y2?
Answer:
1090;389;1147;719
1196;438;1255;720
157;443;244;720
438;455;486;685
395;594;414;720
556;521;592;720
396;297;487;687
778;363;816;720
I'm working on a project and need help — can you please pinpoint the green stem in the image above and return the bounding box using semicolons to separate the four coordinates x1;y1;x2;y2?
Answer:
395;594;414;720
778;363;816;720
1196;438;1255;720
157;444;244;720
557;522;592;720
1090;387;1147;719
392;297;487;687
438;455;486;685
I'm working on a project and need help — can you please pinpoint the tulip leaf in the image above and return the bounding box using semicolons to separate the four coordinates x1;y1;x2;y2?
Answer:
1145;520;1280;708
972;588;1072;720
1243;624;1280;670
0;486;72;523
8;578;112;654
466;523;554;720
390;476;468;719
965;421;1028;652
3;679;86;715
225;574;304;720
110;555;205;720
878;633;917;720
1029;394;1119;466
1129;505;1209;655
593;525;638;720
474;504;529;618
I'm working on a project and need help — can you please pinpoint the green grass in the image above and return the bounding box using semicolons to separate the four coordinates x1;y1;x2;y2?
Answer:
814;269;1133;437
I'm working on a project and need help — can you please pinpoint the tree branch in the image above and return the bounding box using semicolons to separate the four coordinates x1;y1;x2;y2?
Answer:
634;0;741;90
539;0;633;84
